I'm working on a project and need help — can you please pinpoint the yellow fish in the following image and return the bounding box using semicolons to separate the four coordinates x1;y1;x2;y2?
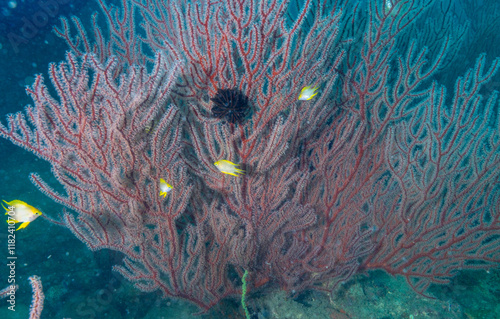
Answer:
159;178;173;197
298;85;318;100
214;160;245;176
2;200;42;230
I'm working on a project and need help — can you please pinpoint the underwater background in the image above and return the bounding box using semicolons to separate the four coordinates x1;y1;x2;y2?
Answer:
0;0;499;318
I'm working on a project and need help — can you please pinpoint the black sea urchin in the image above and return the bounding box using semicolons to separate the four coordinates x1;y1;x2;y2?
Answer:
211;88;250;124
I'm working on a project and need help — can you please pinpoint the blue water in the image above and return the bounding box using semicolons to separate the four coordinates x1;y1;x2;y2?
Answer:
0;1;499;318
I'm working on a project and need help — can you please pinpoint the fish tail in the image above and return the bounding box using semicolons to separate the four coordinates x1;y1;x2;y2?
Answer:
16;222;29;230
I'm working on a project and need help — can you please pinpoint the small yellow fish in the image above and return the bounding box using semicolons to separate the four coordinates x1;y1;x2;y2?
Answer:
159;178;173;197
298;85;318;100
214;160;245;176
2;200;42;230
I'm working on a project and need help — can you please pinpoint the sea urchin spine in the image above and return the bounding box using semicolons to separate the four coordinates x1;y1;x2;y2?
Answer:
210;88;250;124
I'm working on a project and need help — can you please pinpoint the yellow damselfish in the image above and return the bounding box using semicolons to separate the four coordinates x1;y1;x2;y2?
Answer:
214;160;245;176
2;200;42;230
159;178;173;197
298;85;318;100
